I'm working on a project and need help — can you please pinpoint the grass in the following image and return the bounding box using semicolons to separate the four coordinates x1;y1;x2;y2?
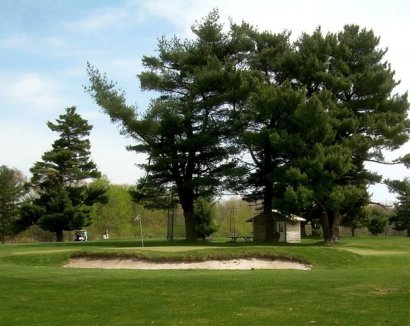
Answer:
0;236;409;325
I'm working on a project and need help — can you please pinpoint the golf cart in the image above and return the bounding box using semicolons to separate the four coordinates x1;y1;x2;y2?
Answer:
73;230;88;241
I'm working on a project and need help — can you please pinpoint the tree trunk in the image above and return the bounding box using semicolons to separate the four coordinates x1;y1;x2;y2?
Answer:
407;227;410;237
264;211;275;242
322;210;331;241
301;222;307;238
56;229;64;242
330;213;341;242
178;186;197;242
321;210;341;242
263;180;276;242
183;208;197;242
0;230;5;244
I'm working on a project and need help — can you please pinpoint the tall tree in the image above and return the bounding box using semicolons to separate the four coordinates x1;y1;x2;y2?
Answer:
87;10;250;241
297;26;409;241
232;26;296;241
233;24;409;242
0;166;26;243
19;107;107;241
386;179;410;237
232;25;346;241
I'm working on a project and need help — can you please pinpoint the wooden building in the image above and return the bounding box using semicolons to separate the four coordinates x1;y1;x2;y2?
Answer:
246;211;305;243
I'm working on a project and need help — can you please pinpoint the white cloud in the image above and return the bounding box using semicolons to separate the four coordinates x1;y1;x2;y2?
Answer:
137;0;409;39
89;121;147;185
135;0;208;34
0;73;67;114
64;3;147;34
0;32;69;56
0;113;146;185
0;33;29;49
0;120;53;176
65;8;127;32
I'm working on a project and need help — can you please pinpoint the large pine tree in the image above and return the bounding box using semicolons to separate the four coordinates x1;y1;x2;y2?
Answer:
290;26;409;241
20;107;107;241
87;10;250;241
234;24;409;242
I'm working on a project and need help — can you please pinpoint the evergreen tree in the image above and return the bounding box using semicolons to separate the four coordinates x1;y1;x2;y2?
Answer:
194;197;218;240
87;10;250;241
0;166;26;243
20;107;107;241
294;26;409;241
232;26;297;241
240;25;409;242
386;179;410;236
367;210;389;236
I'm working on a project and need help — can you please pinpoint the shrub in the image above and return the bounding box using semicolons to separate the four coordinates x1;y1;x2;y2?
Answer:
368;214;388;236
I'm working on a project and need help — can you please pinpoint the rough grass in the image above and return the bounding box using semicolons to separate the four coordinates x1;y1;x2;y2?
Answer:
0;236;409;325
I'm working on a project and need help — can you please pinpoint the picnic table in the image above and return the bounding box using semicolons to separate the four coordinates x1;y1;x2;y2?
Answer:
229;235;253;242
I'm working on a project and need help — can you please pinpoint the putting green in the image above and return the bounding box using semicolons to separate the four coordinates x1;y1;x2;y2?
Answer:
339;248;408;256
106;246;224;252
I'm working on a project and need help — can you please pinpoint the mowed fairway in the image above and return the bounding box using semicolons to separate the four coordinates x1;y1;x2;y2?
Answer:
0;237;409;325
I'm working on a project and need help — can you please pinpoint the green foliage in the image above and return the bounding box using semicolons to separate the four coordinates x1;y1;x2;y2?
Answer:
194;198;218;240
87;11;409;243
385;178;410;236
367;209;389;236
90;180;136;238
18;107;107;241
0;166;26;243
129;182;178;211
238;23;408;242
14;224;55;242
341;205;369;236
87;10;252;241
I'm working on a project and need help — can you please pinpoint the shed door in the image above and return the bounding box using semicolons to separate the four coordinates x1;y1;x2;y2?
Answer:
277;221;285;242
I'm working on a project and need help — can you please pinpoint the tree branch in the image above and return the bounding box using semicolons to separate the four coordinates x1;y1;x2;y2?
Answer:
369;201;393;209
365;159;401;165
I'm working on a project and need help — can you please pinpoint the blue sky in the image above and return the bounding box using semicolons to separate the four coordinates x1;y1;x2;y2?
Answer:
1;0;409;204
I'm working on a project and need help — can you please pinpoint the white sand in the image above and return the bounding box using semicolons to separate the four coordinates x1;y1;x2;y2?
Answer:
65;258;311;270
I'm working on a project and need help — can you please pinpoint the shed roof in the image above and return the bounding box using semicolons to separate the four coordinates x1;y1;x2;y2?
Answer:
246;211;306;223
287;214;306;222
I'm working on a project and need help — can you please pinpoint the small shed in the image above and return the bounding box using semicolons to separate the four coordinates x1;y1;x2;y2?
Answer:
277;214;306;243
245;213;266;241
246;211;306;243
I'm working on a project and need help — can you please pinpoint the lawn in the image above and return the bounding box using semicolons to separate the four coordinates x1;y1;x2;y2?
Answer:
0;237;409;325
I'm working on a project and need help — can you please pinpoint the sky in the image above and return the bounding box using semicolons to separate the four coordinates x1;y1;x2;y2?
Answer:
1;0;409;204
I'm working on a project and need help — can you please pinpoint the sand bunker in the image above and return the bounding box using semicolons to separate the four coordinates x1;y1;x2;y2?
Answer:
65;258;311;270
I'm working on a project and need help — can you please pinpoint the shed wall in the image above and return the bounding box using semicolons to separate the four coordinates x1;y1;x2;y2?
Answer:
286;221;301;243
253;217;266;241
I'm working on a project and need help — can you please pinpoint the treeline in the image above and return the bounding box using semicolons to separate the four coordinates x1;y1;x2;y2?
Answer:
89;191;256;240
0;160;407;243
5;177;403;242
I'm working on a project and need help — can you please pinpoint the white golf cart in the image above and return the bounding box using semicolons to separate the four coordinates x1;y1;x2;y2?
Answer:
73;230;88;241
